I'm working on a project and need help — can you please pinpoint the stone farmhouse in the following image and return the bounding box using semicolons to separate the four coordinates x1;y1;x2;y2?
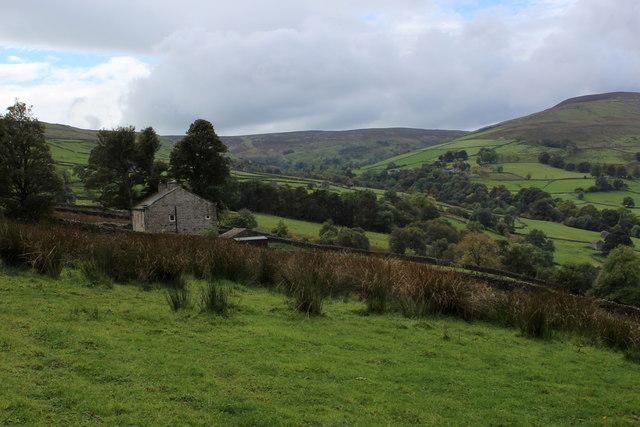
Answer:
131;181;217;234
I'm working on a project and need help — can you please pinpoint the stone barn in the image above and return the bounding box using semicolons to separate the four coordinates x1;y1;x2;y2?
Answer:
131;181;217;234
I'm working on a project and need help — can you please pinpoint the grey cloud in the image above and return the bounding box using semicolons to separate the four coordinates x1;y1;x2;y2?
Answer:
2;0;640;135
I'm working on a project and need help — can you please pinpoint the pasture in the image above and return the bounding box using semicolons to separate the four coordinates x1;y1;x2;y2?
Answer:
2;267;640;425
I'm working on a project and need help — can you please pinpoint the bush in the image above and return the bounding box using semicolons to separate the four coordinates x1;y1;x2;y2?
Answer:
225;209;258;229
270;220;288;237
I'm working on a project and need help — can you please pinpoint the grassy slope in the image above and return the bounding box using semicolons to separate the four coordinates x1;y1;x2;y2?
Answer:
219;128;468;167
44;123;467;172
2;268;640;425
252;213;389;251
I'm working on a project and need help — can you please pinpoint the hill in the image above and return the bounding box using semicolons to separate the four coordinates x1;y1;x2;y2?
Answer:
44;123;467;172
217;128;468;169
483;91;640;149
359;92;640;172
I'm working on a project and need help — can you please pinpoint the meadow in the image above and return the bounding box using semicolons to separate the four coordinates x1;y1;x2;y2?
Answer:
252;213;389;251
2;267;640;425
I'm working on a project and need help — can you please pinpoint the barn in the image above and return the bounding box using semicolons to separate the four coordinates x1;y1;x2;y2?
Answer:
131;181;217;235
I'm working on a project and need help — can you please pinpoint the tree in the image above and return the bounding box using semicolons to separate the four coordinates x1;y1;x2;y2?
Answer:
552;263;597;295
591;246;640;305
454;232;500;267
0;101;63;220
524;229;555;253
623;196;635;208
336;227;370;250
602;230;634;254
537;151;551;164
169;119;230;201
80;126;163;209
476;147;498;165
500;243;553;277
136;127;167;198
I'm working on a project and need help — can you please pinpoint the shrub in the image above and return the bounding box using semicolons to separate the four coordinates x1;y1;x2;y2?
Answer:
271;220;288;237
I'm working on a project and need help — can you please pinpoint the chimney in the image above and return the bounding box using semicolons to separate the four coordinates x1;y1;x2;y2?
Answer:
159;180;179;192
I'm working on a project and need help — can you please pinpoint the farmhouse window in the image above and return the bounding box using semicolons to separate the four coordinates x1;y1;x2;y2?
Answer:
169;214;176;222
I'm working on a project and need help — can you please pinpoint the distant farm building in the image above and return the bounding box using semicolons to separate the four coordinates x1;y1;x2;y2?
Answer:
131;181;217;235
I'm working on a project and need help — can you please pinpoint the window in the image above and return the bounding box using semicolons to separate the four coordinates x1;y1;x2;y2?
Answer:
205;215;211;220
169;214;176;222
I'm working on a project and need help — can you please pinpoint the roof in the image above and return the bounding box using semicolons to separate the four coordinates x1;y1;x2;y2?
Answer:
219;228;251;239
234;236;268;241
132;187;179;210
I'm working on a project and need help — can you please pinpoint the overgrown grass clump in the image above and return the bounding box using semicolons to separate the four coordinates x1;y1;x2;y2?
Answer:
1;219;640;359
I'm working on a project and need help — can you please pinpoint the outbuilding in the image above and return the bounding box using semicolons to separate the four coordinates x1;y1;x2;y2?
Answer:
131;181;217;235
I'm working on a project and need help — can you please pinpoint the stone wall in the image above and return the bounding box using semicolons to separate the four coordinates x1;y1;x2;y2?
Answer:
144;188;217;235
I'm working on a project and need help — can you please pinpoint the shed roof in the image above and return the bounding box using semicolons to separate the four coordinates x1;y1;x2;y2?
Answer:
233;236;268;241
219;228;251;239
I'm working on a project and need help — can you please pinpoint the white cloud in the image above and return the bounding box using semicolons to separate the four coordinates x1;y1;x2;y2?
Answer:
0;61;48;82
0;57;150;129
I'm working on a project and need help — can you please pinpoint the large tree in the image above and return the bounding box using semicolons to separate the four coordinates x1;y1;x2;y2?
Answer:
80;126;164;209
169;119;229;201
0;101;62;220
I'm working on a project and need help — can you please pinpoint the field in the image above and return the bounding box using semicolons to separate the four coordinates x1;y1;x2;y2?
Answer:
2;267;640;425
252;213;389;251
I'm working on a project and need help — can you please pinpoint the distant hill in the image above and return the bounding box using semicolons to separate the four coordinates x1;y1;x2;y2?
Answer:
44;123;467;171
481;91;640;147
199;128;467;169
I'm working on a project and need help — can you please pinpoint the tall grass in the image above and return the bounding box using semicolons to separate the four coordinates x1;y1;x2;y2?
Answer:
200;280;231;314
278;252;338;316
1;219;639;359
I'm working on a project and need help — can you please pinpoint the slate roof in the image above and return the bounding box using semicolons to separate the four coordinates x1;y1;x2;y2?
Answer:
131;187;179;210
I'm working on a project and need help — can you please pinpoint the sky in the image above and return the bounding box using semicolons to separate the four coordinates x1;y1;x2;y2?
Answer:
0;0;638;136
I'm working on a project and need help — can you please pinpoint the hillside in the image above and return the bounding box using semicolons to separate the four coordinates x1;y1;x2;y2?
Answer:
217;128;468;168
44;123;467;171
483;91;640;149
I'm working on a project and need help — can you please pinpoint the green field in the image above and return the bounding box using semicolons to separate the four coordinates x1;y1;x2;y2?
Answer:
253;213;389;251
2;267;640;425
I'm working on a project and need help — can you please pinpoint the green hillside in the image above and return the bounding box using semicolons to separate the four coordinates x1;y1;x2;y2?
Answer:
45;123;466;173
485;91;640;147
217;128;468;169
355;92;640;210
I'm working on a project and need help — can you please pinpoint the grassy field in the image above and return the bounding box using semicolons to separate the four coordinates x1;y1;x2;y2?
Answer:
2;267;640;425
253;213;389;251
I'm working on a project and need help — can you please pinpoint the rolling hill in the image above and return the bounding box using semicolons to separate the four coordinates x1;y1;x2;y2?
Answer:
216;128;468;168
484;91;640;147
44;123;467;172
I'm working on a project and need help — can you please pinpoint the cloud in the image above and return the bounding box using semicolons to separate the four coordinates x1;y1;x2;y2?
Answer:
0;57;150;129
0;61;48;82
1;0;640;135
120;0;640;134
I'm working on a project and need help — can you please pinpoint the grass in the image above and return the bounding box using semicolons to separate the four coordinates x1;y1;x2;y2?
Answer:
2;267;640;425
253;212;390;251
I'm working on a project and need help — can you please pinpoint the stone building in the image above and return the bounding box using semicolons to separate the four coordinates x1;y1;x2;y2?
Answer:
131;181;217;234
